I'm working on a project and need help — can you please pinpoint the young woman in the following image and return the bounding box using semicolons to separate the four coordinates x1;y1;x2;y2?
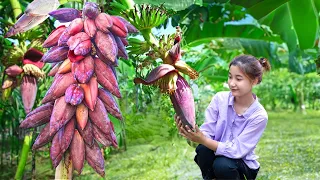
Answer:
175;55;271;180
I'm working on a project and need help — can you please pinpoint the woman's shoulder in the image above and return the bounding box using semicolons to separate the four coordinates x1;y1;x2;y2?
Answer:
251;101;268;121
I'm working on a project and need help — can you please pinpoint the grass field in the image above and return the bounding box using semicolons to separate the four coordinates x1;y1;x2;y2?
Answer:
1;110;320;179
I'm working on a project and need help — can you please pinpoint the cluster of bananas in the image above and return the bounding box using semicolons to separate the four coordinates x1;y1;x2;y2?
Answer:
127;37;150;55
110;1;170;30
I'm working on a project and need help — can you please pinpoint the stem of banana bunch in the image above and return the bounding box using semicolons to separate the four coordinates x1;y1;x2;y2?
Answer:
9;0;22;20
140;28;159;48
122;0;135;9
58;0;82;4
14;133;32;180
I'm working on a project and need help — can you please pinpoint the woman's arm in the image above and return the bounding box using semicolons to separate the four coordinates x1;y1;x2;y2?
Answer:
174;93;220;140
175;118;219;151
177;114;267;159
214;115;267;158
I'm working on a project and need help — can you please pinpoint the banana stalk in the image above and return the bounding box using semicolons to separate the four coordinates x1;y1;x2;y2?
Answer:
14;132;33;180
140;28;159;47
9;0;22;20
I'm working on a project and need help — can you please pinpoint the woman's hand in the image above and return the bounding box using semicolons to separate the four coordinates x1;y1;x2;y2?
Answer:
174;114;207;144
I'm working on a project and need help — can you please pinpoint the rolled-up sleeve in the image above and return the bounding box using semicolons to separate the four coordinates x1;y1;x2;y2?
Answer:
215;115;267;158
200;94;219;139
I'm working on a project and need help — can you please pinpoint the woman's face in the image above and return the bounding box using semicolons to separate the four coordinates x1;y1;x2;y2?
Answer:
228;65;256;97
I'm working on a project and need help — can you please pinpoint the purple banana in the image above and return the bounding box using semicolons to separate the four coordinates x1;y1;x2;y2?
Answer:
42;72;77;104
74;40;92;56
98;88;122;120
95;58;121;98
85;141;105;177
120;37;129;46
50;129;63;168
95;13;113;33
57;59;71;74
65;84;85;106
49;8;81;23
109;16;128;38
68;50;85;63
114;36;128;59
66;18;84;35
94;31;118;64
49;96;76;136
20;103;53;128
48;62;61;77
43;26;66;48
67;32;90;50
72;55;94;84
76;103;88;130
88;98;110;135
58;29;71;47
42;46;69;63
80;76;98;111
116;16;139;33
84;18;97;37
92;124;112;147
77;119;94;147
83;2;100;19
60;117;75;153
92;123;118;148
32;123;54;150
70;130;85;174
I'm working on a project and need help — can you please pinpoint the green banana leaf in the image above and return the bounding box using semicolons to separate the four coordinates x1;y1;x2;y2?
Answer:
184;21;283;68
231;0;319;50
186;21;282;47
230;0;290;19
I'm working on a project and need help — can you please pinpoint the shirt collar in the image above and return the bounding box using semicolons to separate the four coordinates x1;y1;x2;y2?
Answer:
228;92;259;119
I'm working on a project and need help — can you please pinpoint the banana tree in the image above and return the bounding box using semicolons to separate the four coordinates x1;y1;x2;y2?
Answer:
218;0;319;74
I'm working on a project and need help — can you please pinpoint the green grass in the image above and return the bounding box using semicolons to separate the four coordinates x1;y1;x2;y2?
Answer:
256;110;320;180
2;110;320;179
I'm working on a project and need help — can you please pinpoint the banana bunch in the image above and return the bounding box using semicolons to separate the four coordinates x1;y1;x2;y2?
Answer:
19;2;138;177
126;37;150;55
108;0;132;15
110;1;169;30
126;4;169;30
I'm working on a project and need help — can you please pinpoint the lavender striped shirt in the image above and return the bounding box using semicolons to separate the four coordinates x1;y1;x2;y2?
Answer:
199;91;268;170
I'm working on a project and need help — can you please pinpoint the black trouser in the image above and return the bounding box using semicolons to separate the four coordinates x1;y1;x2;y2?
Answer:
194;144;259;180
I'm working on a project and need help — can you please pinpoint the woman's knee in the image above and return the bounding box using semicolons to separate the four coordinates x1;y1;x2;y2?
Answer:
195;144;215;161
213;156;238;178
195;144;213;155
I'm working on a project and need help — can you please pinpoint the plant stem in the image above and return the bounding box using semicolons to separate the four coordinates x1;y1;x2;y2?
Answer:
122;0;135;9
9;0;22;20
59;0;82;4
140;28;159;47
14;132;33;180
31;128;36;180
